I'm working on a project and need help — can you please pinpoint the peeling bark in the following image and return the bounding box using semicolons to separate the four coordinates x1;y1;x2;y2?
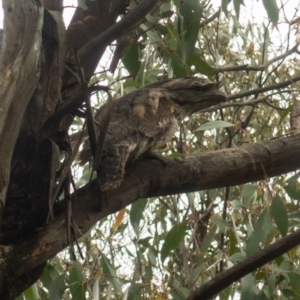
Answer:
0;0;44;220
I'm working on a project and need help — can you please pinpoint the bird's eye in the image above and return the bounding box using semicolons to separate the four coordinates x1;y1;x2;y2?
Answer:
192;86;206;92
193;83;216;92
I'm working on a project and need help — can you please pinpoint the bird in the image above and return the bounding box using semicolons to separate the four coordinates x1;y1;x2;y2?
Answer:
78;77;227;191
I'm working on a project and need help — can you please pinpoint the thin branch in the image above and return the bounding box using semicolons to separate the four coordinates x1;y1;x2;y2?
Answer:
219;186;230;273
46;123;86;223
199;9;220;29
290;16;300;25
40;85;108;139
186;228;300;300
227;75;300;100
201;90;297;113
216;44;299;73
259;22;271;88
74;51;97;157
78;0;162;67
264;100;285;111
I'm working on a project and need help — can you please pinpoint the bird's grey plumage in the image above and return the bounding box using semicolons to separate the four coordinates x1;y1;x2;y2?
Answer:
78;77;227;191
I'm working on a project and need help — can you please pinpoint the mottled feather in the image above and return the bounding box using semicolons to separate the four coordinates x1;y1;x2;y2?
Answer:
78;77;227;191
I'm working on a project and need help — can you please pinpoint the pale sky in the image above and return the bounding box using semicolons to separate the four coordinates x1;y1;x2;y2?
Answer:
0;1;297;30
0;1;297;33
0;1;298;50
0;1;76;28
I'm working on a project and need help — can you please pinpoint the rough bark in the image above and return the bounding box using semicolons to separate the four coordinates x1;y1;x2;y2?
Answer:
3;0;67;244
0;0;166;296
0;133;299;297
0;0;44;220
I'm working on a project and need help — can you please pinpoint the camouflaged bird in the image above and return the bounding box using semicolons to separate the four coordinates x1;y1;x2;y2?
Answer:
78;77;227;191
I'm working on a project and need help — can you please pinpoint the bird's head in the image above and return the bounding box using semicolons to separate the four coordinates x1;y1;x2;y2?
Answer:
156;77;227;117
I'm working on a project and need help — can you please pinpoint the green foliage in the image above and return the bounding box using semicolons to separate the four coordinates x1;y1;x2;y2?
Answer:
271;195;288;237
69;261;88;300
161;222;187;263
285;174;300;200
122;42;141;78
262;0;279;23
125;283;146;300
130;198;148;237
195;120;235;131
22;284;40;300
246;208;273;257
100;255;122;294
48;275;65;300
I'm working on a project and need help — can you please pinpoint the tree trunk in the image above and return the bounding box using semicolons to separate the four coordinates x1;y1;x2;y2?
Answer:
0;0;163;297
0;0;299;298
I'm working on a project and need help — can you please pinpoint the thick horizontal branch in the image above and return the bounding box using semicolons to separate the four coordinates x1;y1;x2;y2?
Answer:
1;133;300;288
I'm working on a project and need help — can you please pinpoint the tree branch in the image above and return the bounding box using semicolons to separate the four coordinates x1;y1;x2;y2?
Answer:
216;44;299;73
199;9;220;29
78;0;162;68
0;133;300;293
202;90;297;113
186;228;300;300
228;75;300;100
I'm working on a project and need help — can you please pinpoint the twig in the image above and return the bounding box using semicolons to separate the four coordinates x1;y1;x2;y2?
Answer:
78;0;163;66
46;123;86;223
199;9;221;29
227;75;300;100
186;228;300;300
216;44;299;73
74;51;98;158
201;89;298;113
219;187;230;273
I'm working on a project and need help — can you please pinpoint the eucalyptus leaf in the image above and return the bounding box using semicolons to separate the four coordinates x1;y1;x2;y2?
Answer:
48;275;65;300
195;120;234;131
187;53;216;76
161;223;187;263
122;42;141;79
271;195;288;237
241;184;257;205
125;283;145;300
262;0;279;23
130;198;147;237
285;177;300;200
100;255;122;294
